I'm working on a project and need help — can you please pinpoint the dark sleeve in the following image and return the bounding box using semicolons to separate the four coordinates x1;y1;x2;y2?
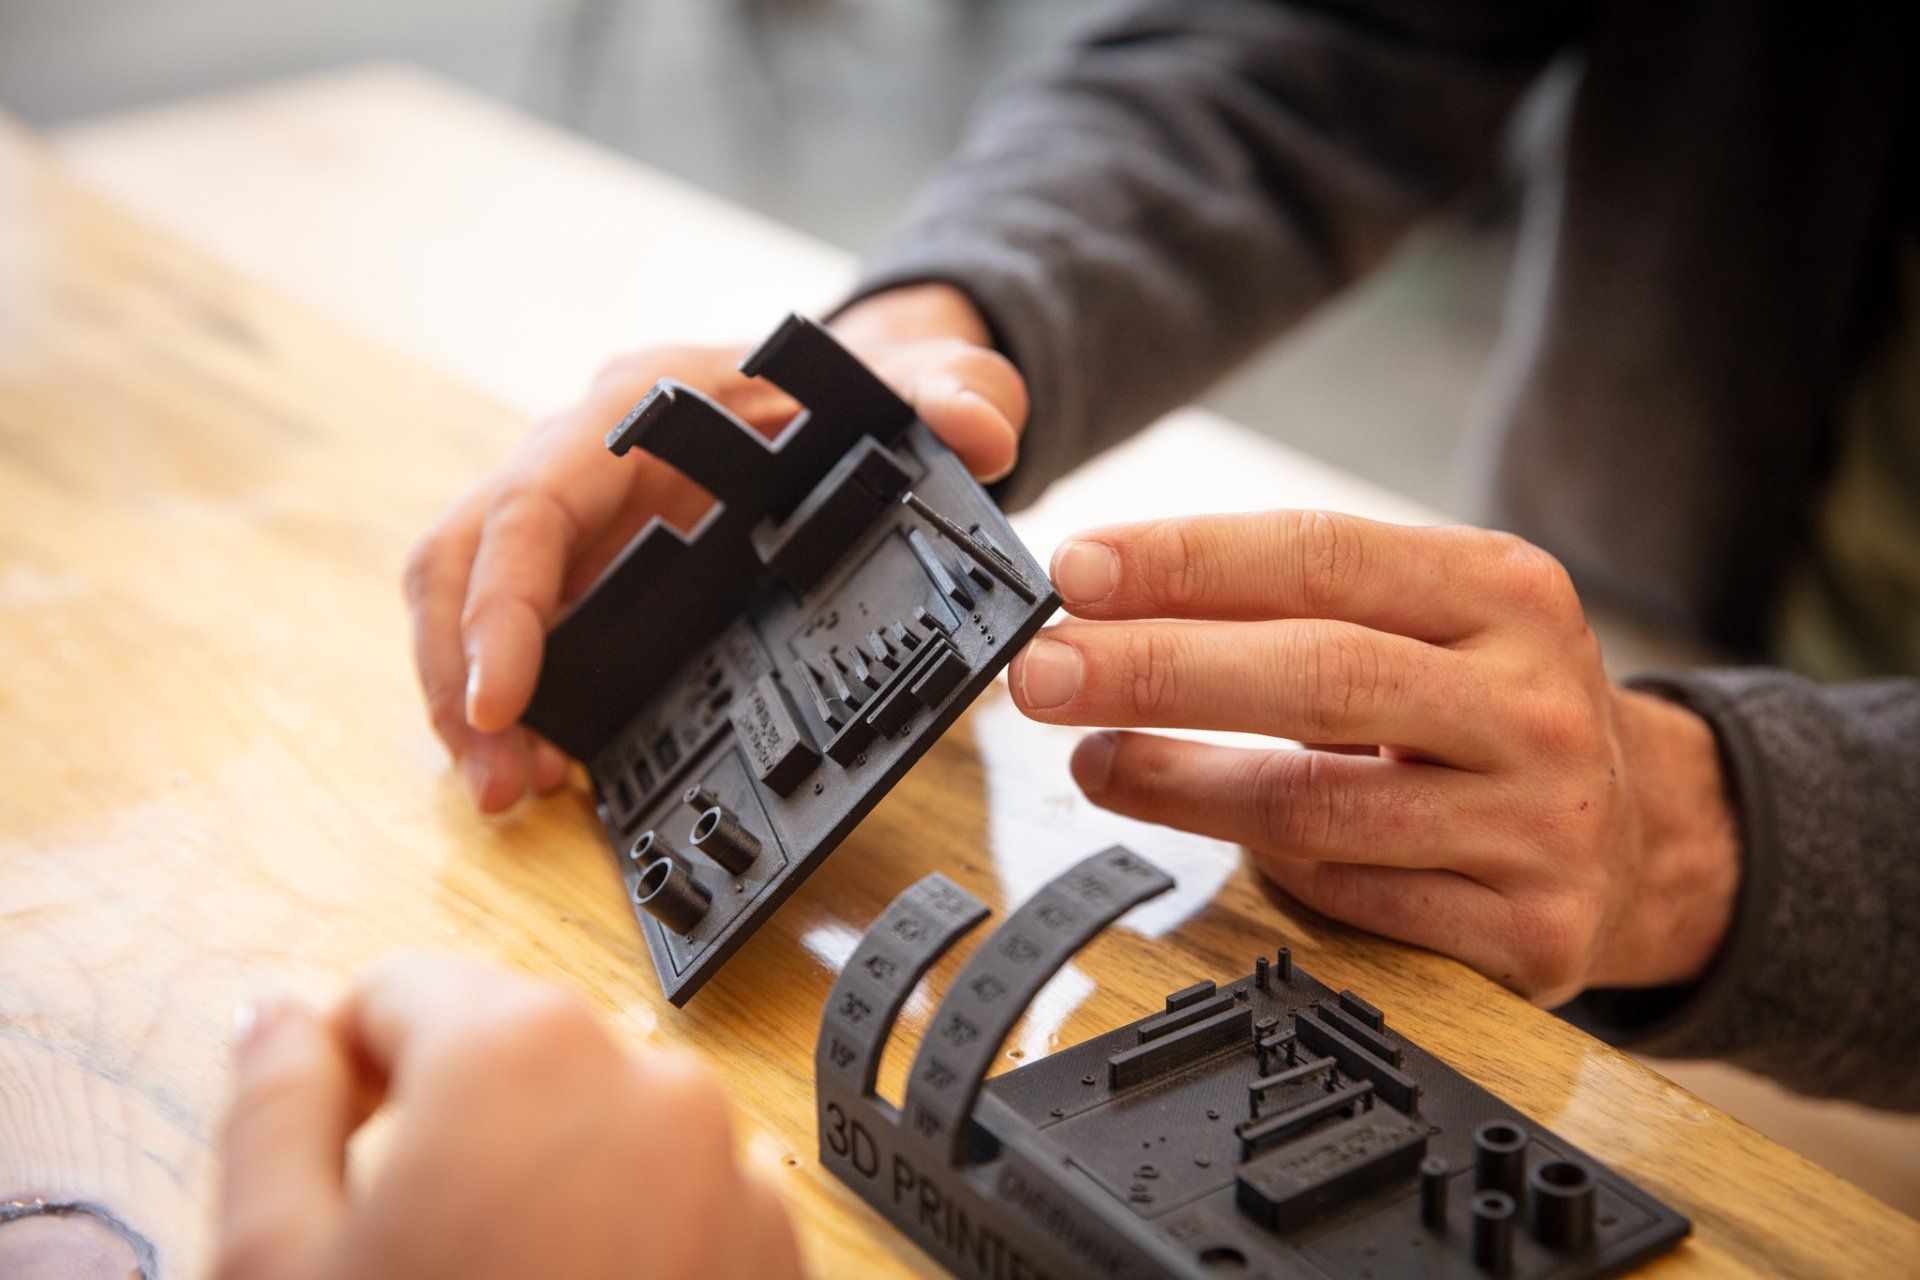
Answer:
846;0;1583;504
1560;669;1920;1112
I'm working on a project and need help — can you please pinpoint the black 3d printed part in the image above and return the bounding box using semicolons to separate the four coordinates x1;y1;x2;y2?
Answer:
522;315;1060;1005
816;849;1692;1279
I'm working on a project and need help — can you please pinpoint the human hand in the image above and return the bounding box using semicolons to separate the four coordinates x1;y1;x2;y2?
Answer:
406;283;1021;811
1009;511;1741;1006
214;955;803;1280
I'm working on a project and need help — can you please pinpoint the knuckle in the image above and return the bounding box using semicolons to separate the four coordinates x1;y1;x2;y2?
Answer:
1289;511;1364;616
1510;891;1598;997
1486;533;1581;625
1142;520;1209;613
1293;624;1384;737
1248;750;1342;852
1518;688;1602;759
1121;629;1183;720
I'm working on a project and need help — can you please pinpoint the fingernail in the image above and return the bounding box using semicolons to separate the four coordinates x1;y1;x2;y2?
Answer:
460;754;490;808
1073;732;1117;795
917;369;965;404
231;997;292;1054
954;390;1019;483
1052;540;1118;606
1016;637;1082;710
464;652;485;726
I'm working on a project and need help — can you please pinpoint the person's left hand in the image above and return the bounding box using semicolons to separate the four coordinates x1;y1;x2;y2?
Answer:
1008;510;1741;1006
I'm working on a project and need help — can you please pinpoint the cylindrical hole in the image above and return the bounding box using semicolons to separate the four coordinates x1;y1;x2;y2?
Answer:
1471;1190;1516;1275
1528;1159;1596;1251
1198;1245;1247;1270
630;830;656;862
689;805;759;875
637;858;670;896
1537;1160;1590;1189
1474;1121;1529;1198
633;855;710;934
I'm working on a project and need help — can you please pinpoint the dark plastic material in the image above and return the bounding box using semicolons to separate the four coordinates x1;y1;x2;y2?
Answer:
523;314;1059;1004
816;847;1692;1279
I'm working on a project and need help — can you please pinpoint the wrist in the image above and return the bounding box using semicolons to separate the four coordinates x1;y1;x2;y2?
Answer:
830;282;993;351
1599;688;1742;989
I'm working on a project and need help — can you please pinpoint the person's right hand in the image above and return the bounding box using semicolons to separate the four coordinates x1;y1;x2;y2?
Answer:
405;283;1023;812
214;954;805;1280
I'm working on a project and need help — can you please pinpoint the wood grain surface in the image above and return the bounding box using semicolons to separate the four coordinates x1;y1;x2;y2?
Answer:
0;111;1912;1279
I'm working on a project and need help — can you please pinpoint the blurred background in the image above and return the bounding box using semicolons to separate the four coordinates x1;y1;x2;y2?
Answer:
0;0;1507;517
6;0;1915;1219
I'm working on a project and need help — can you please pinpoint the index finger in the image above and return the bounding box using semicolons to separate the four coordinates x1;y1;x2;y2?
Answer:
1048;510;1502;642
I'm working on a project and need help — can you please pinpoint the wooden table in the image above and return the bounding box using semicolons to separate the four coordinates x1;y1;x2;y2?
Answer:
0;85;1911;1279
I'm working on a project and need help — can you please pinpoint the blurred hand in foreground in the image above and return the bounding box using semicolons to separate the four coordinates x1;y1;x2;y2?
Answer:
214;954;803;1280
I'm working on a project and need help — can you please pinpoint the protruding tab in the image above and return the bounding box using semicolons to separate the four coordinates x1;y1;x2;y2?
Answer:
740;313;915;435
729;674;819;796
902;491;1037;602
1165;980;1217;1011
909;528;973;608
1108;1005;1250;1089
1246;1057;1335;1116
1294;1008;1420;1111
1137;993;1236;1043
1421;1156;1452;1230
1236;1080;1375;1158
1338;989;1385;1031
607;381;777;508
1235;1105;1429;1232
1314;1001;1402;1065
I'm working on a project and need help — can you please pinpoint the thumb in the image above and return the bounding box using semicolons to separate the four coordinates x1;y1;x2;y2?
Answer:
217;998;357;1277
901;348;1027;485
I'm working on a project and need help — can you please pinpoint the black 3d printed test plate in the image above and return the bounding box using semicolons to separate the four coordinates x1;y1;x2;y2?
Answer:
817;850;1691;1279
523;315;1059;1004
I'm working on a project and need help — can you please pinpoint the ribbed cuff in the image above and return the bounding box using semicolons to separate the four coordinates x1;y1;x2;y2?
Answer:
1557;668;1920;1110
1556;672;1779;1056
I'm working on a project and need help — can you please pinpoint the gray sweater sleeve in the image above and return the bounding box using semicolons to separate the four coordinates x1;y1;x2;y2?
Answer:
847;0;1580;505
1560;670;1920;1111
